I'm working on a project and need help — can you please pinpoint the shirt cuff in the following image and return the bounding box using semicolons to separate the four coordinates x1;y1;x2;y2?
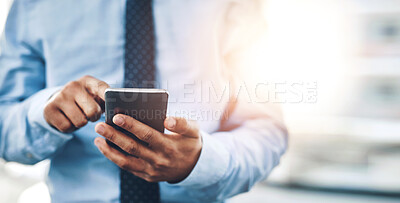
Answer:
171;131;230;188
26;86;74;160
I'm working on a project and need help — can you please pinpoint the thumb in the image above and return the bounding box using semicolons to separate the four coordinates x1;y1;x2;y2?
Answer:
164;117;199;138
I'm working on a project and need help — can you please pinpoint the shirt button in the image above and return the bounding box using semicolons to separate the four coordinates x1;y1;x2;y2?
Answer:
25;153;33;159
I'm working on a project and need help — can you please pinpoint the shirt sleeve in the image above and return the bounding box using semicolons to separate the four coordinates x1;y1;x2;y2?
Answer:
0;0;73;165
169;0;288;201
173;109;287;202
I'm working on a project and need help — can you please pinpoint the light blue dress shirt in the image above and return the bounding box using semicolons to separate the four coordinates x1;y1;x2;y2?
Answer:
0;0;288;202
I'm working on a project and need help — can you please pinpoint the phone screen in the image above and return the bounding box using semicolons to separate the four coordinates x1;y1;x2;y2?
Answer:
104;88;169;149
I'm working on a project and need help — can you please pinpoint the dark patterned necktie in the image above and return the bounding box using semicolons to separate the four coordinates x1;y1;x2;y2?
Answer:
121;0;159;202
124;0;156;89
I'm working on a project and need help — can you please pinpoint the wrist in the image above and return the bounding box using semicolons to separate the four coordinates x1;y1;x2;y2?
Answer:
168;131;230;188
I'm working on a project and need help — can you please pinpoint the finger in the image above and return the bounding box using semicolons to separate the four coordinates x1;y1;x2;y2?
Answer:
95;122;156;160
78;75;110;101
94;138;148;172
57;101;88;128
112;114;165;147
130;171;154;182
131;171;161;183
164;117;199;138
45;106;76;133
74;88;103;122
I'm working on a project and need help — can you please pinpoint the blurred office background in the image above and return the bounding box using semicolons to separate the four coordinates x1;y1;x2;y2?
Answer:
1;0;400;202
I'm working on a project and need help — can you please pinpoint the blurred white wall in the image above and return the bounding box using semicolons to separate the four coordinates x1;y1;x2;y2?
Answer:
0;0;13;34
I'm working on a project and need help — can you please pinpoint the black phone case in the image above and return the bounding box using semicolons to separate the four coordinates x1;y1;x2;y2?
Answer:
105;89;168;149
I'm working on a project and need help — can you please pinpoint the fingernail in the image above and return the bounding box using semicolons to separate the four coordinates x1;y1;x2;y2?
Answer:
113;116;124;125
94;139;101;147
94;139;104;153
95;125;105;134
167;117;176;128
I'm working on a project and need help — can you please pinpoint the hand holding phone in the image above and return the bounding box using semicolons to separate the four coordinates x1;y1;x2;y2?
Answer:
95;88;202;183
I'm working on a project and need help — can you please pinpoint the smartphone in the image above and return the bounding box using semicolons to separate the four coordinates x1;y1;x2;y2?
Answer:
104;88;169;148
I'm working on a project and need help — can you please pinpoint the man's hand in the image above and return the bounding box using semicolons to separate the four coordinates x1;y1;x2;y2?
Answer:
44;75;109;133
94;115;202;183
